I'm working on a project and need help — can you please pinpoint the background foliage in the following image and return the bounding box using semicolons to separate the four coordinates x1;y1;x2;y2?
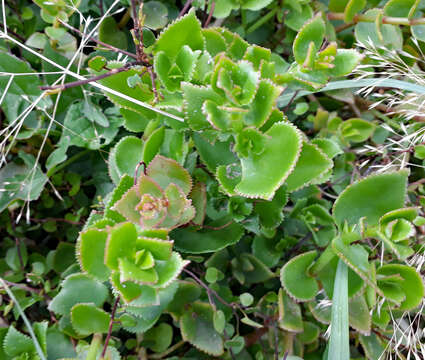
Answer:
1;0;425;359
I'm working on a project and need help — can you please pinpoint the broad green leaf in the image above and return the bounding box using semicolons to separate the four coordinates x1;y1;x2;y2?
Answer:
355;9;403;48
173;216;244;253
142;126;165;164
384;0;417;17
99;17;127;49
285;142;333;192
278;288;303;332
143;323;173;352
121;108;152;132
104;174;134;220
0;152;48;213
293;14;325;65
77;228;110;281
0;50;41;95
142;1;168;29
254;186;287;230
202;28;227;56
190;182;207;225
328;260;349;360
235;120;302;200
281;251;318;301
119;257;158;284
348;295;371;334
71;303;110;335
297;321;320;344
333;170;408;227
49;273;108;315
239;253;274;284
167;281;202;318
136;237;173;261
377;264;424;310
252;235;281;267
181;302;224;356
154;9;204;59
359;333;386;360
286;5;314;31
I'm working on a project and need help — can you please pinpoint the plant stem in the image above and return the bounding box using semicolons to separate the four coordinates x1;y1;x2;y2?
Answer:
328;12;425;26
148;340;186;359
58;20;138;59
87;334;103;360
40;61;142;92
101;295;120;359
204;1;215;28
47;149;91;177
179;0;194;17
247;8;278;34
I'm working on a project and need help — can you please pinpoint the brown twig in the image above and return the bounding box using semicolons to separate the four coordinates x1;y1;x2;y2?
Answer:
148;66;159;102
335;21;355;33
0;22;25;42
203;1;215;28
58;20;138;60
283;90;300;113
101;295;120;358
134;161;147;184
40;61;142;91
30;217;83;225
179;0;194;17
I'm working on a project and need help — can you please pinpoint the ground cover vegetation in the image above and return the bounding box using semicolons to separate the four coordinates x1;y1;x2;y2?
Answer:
1;0;425;359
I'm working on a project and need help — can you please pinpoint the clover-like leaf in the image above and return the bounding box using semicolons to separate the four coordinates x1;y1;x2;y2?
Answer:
49;273;108;316
281;251;319;301
181;302;224;356
329;49;363;77
333;170;408;227
71;303;110;336
339;118;375;143
235;120;302;200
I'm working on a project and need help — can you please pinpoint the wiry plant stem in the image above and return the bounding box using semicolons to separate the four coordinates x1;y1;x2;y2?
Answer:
101;295;120;359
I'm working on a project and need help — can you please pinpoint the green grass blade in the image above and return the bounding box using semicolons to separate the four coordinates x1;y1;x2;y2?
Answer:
327;259;349;360
0;278;47;360
278;78;425;107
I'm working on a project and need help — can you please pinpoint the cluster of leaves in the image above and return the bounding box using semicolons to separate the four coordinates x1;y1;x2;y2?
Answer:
2;0;425;359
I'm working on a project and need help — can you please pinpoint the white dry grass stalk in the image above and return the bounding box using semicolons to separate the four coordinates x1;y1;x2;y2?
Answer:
0;278;47;360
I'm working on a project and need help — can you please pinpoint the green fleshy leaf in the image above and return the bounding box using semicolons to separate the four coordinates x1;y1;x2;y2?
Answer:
333;170;408;227
278;288;303;332
110;136;143;181
281;251;319;301
142;1;168;30
182;83;224;130
77;228;110;281
293;14;325;65
190;182;207;226
359;333;386;360
120;108;153;133
142;126;165;165
49;273;108;315
202;28;227;56
143;323;173;352
113;186;141;224
377;264;424;310
4;326;35;356
105;222;137;270
104;174;134;222
136;237;173;261
155;252;189;288
181;302;224;356
167;281;202;318
154;9;204;59
173;217;244;253
71;303;110;335
235;120;302;200
329;49;363;77
241;0;273;10
348;295;371;335
297;321;320;344
285;142;333;192
384;0;417;17
147;155;192;195
119;257;158;284
254;186;287;230
339;118;375;143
